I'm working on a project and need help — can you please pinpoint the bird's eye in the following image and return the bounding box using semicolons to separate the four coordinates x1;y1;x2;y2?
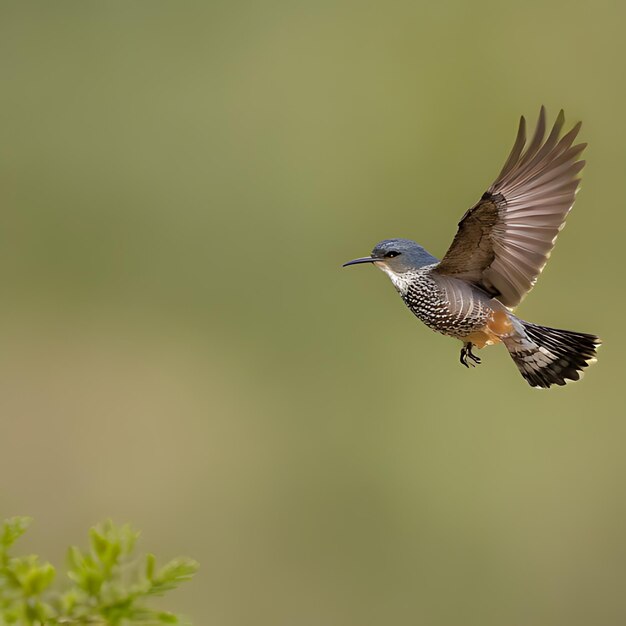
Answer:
385;251;400;258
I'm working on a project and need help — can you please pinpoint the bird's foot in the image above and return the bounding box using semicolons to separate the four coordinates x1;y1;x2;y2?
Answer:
467;343;481;364
460;342;481;368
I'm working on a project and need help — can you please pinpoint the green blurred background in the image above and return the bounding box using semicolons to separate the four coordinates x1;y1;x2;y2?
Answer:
0;1;623;624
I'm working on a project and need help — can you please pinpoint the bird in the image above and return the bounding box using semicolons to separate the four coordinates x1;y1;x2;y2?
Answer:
343;107;600;388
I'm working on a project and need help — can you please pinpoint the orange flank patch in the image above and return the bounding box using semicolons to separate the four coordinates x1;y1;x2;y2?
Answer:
489;310;514;335
464;310;514;349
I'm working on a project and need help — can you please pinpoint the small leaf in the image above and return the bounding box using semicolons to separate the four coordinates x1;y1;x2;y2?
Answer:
1;517;32;550
150;558;199;595
158;611;180;623
23;562;56;595
145;553;156;581
67;545;85;572
24;598;54;623
59;588;80;613
90;528;110;561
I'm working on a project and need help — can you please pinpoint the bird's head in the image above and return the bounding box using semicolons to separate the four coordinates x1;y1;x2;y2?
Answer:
343;239;437;276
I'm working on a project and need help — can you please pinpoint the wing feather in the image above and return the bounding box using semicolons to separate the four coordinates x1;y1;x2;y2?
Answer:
435;108;585;307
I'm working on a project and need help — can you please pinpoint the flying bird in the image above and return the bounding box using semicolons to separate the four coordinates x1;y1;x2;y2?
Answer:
344;108;600;388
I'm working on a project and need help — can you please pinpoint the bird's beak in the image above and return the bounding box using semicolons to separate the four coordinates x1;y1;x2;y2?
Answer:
342;256;377;267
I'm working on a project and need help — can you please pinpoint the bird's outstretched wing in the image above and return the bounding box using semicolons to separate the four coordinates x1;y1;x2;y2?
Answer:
434;107;585;308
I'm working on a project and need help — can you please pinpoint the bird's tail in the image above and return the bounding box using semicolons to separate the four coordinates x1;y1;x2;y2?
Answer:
503;319;600;388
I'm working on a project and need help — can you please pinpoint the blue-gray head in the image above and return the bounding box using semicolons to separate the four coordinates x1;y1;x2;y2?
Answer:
343;239;438;278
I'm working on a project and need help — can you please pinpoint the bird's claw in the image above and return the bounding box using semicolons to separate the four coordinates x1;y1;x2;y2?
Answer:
460;343;481;368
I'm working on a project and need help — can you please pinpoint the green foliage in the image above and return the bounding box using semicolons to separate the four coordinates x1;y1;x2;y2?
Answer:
0;517;198;626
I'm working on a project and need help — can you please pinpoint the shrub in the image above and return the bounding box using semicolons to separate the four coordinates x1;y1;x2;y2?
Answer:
0;517;198;625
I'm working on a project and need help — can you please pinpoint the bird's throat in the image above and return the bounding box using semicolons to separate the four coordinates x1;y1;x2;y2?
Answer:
374;262;411;295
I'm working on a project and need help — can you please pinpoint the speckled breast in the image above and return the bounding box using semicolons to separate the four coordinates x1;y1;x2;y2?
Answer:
401;270;496;340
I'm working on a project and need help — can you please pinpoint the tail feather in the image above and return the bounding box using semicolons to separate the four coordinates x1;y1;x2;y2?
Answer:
504;320;600;388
